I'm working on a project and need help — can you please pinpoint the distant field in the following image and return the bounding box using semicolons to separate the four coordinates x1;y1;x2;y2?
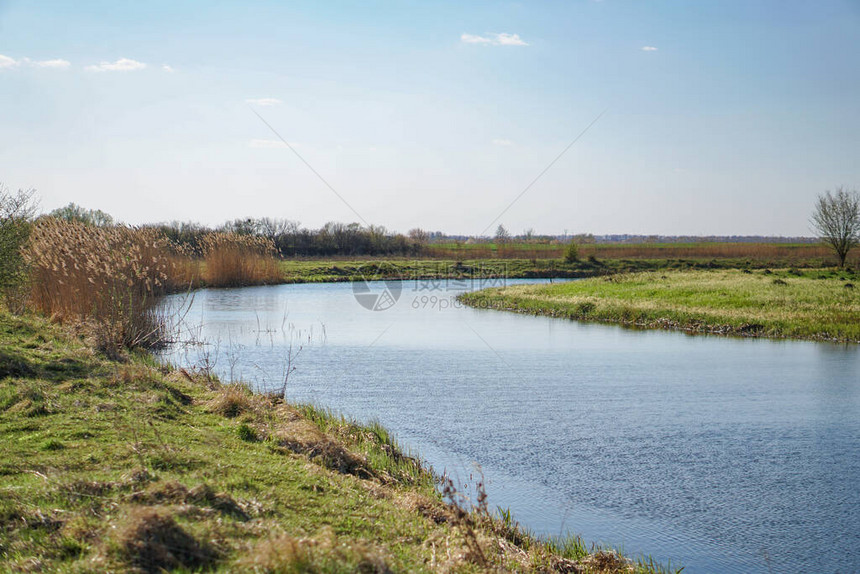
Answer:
424;242;843;266
277;256;803;284
460;268;860;342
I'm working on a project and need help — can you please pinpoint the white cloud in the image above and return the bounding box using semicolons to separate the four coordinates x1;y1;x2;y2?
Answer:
495;33;528;46
461;33;528;46
1;55;72;70
248;139;289;149
85;58;147;72
461;33;494;44
641;46;658;51
245;98;283;106
492;139;514;146
33;59;71;68
0;54;20;69
162;64;175;73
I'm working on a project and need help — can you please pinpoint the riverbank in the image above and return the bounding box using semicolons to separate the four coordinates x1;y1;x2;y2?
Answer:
459;268;860;343
277;256;809;284
0;309;678;572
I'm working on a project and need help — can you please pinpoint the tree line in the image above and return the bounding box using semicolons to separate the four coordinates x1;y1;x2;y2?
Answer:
150;218;426;257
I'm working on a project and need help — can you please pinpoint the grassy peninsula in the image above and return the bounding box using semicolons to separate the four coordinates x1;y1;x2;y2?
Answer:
459;268;860;343
0;310;679;573
277;255;833;284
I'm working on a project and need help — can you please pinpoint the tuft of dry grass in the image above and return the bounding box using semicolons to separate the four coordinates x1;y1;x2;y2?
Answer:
202;232;282;287
577;550;635;573
236;528;392;573
206;383;259;418
110;506;219;573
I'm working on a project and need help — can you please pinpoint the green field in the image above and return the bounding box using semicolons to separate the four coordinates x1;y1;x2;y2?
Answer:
0;310;679;573
459;268;860;342
276;256;797;285
280;258;596;283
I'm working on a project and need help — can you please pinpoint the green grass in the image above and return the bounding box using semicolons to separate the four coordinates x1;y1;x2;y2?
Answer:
460;268;860;342
278;256;778;284
0;309;679;573
279;258;586;283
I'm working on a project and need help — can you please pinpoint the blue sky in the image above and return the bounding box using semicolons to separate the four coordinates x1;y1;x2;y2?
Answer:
1;0;858;235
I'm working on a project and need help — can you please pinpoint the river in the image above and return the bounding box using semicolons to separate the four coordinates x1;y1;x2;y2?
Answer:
160;278;860;574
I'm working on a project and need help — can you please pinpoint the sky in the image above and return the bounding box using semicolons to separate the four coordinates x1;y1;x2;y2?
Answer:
1;0;859;236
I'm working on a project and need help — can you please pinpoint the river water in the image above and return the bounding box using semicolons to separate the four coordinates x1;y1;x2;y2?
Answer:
161;279;860;573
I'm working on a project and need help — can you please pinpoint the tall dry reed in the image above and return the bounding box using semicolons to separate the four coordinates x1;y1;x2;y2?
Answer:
25;218;191;352
201;233;282;288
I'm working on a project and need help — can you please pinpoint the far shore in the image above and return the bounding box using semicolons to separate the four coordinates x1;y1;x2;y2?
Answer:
458;268;860;344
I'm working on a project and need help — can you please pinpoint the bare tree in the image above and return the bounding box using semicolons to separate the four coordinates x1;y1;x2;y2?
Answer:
811;186;860;268
258;217;300;239
494;224;510;244
408;228;429;244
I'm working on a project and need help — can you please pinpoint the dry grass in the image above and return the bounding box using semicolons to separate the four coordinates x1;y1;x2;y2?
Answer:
427;242;848;265
206;382;260;418
21;222;285;353
236;528;392;573
202;232;282;287
24;218;191;352
109;506;219;573
578;550;636;573
127;480;248;519
581;242;833;262
166;252;202;287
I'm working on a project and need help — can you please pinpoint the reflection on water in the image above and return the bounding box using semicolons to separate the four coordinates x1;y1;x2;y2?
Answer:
161;280;860;574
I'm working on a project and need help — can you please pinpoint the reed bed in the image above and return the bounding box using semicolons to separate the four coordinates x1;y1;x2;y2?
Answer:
24;218;188;352
201;232;282;288
22;223;283;351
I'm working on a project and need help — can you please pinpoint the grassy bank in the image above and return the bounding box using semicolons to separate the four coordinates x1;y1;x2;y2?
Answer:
277;255;797;284
0;310;679;573
459;268;860;343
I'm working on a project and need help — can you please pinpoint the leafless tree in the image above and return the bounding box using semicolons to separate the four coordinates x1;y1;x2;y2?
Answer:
258;217;300;239
494;224;510;244
408;228;429;244
811;186;860;268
